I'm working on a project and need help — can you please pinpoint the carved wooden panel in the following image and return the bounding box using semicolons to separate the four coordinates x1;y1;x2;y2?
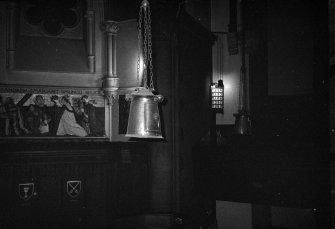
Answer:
0;142;150;228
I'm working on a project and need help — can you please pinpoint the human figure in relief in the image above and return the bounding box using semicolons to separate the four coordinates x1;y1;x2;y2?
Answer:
4;97;28;136
56;95;87;137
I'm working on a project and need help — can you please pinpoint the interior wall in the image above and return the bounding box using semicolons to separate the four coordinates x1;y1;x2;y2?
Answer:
267;0;314;95
116;20;139;88
185;0;211;30
329;0;335;160
0;0;105;87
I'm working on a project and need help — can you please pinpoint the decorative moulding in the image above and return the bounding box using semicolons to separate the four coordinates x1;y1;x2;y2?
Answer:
3;70;103;88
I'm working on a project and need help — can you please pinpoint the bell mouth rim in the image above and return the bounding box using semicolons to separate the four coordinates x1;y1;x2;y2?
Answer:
125;134;163;139
131;94;156;97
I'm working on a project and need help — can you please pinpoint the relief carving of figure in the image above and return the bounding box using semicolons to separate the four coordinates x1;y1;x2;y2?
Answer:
56;95;87;137
25;95;50;135
0;95;7;136
4;97;28;136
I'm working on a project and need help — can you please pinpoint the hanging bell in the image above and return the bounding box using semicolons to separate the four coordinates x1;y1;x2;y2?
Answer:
126;87;164;139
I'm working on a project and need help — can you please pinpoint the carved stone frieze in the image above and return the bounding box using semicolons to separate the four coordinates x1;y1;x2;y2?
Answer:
101;21;119;34
0;86;103;96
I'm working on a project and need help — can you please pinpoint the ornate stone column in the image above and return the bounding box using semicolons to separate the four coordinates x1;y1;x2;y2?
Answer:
6;1;18;69
85;10;95;72
101;21;119;141
101;21;119;105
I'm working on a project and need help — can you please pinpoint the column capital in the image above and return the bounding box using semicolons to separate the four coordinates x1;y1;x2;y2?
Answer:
102;77;119;105
85;10;95;19
101;21;119;35
104;90;118;105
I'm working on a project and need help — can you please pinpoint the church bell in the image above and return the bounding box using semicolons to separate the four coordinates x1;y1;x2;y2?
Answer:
126;1;164;139
126;87;164;139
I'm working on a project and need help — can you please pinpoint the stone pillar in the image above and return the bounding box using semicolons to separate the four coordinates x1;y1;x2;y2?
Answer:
0;2;7;74
101;21;119;105
101;21;119;141
6;1;17;69
85;10;95;72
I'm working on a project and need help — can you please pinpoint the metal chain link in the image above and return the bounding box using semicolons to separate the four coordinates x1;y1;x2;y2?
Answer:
137;7;142;85
143;7;148;88
137;1;154;90
147;6;154;90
